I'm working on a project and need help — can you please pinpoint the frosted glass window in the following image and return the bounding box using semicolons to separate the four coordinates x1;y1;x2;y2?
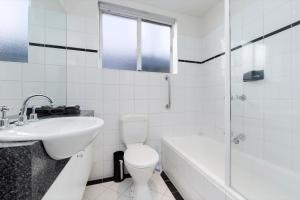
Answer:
102;14;137;70
0;0;28;62
99;3;177;73
142;21;171;73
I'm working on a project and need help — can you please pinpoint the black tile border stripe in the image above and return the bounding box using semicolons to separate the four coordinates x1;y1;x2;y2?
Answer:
66;46;87;51
86;172;184;199
45;44;66;50
230;19;300;53
86;49;98;53
263;24;291;40
29;42;98;53
178;59;202;64
29;42;45;47
86;179;103;186
29;19;300;66
179;19;300;65
292;20;300;27
86;174;131;186
201;52;225;63
161;171;184;200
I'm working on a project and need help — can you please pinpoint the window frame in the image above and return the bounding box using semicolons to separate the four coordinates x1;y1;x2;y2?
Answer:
98;1;178;74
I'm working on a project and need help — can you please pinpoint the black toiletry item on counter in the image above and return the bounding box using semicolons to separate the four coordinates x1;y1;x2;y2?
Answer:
26;105;81;118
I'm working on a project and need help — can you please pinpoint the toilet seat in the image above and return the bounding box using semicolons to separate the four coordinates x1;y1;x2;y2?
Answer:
124;145;159;169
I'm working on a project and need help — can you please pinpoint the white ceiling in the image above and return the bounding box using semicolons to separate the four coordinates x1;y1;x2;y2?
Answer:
128;0;222;17
62;0;221;18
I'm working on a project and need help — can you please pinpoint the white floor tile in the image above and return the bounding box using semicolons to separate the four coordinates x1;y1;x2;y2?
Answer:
95;188;120;200
108;178;133;194
161;195;176;200
163;189;173;198
101;181;114;188
82;184;107;200
122;184;135;198
82;173;176;200
149;173;168;195
148;191;164;200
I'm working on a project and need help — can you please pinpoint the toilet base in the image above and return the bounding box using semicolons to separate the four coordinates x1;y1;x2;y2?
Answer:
132;183;152;200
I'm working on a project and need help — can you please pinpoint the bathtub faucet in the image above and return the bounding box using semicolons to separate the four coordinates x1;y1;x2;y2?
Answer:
232;133;246;144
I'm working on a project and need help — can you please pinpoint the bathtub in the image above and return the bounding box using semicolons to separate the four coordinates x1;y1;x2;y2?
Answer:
162;135;300;200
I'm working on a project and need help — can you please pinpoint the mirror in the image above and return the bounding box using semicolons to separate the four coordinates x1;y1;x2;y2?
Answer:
0;0;29;62
0;0;67;116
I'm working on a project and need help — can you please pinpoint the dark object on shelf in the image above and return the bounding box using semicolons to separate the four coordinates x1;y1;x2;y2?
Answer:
65;105;81;115
243;70;264;82
26;105;81;118
113;151;125;182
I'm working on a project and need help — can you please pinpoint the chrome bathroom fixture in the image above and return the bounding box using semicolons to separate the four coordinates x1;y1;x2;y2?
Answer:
235;94;247;101
0;106;10;129
29;106;38;122
165;75;171;109
15;94;54;126
232;133;246;144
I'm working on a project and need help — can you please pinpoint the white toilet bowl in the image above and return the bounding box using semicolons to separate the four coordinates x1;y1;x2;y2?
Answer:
120;114;159;200
124;144;159;200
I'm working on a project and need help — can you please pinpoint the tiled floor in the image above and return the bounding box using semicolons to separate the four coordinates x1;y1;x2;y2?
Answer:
82;172;176;200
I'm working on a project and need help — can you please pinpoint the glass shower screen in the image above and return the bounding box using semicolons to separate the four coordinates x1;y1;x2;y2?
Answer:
230;0;300;199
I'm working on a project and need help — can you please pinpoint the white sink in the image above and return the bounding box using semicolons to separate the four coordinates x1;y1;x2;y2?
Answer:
0;117;104;160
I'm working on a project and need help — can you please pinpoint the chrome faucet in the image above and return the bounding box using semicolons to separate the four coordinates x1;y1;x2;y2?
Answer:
15;94;54;126
0;106;10;129
232;133;246;144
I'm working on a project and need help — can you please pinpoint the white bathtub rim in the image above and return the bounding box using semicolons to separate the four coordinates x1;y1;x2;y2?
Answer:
162;136;246;200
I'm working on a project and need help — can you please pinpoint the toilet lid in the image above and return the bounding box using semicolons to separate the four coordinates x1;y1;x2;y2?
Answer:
124;145;159;169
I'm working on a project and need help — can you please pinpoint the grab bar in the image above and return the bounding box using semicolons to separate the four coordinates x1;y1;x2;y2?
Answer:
165;75;171;109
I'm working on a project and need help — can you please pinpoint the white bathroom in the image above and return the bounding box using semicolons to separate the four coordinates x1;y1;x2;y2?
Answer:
0;0;299;200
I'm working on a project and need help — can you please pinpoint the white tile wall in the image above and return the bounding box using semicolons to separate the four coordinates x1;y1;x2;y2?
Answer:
7;0;300;191
189;4;300;200
81;64;206;179
229;1;300;197
58;10;221;180
2;0;300;199
66;14;98;49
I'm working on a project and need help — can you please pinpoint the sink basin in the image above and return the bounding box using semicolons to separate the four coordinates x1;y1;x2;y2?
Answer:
0;117;104;160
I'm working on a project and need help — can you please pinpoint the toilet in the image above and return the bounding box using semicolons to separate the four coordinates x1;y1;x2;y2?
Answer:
120;114;159;200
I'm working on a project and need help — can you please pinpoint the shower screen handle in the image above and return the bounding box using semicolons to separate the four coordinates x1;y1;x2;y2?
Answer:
165;75;171;109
